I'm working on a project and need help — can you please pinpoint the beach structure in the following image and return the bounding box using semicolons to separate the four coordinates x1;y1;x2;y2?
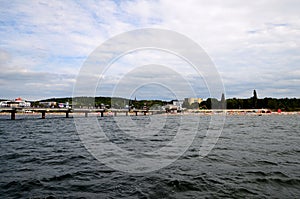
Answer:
0;98;31;108
184;98;203;105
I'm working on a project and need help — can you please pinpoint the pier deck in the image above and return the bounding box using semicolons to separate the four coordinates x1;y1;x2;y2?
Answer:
0;107;270;120
0;107;166;120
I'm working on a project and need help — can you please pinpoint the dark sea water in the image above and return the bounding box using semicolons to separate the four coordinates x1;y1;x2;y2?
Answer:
0;114;299;198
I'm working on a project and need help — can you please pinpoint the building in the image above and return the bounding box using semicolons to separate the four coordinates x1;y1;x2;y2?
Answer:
39;101;57;108
184;98;203;105
58;102;70;108
172;100;183;110
165;104;179;113
1;98;31;108
164;100;184;113
0;101;10;107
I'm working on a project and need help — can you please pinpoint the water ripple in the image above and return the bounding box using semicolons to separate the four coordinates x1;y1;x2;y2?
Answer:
0;115;299;198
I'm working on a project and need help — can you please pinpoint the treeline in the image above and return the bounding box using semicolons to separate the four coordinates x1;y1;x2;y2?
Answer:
199;97;300;111
33;90;300;111
35;96;170;109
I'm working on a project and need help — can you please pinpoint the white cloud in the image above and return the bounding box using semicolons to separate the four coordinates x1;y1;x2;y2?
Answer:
0;0;299;100
0;70;75;100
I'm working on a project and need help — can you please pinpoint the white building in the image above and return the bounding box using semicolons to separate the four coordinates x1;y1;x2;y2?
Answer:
39;101;57;108
1;98;31;108
172;100;183;110
0;101;10;107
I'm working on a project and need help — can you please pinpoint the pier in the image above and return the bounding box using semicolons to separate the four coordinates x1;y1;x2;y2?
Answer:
0;107;273;120
0;107;167;120
0;107;72;120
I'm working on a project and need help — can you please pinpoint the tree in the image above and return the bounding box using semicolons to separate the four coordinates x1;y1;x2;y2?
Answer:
190;102;199;109
182;100;190;109
199;101;208;109
206;98;219;109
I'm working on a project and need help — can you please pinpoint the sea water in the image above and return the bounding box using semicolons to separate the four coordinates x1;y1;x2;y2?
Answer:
0;114;299;198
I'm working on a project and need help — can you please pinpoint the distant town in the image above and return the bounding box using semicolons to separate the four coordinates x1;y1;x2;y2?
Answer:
1;90;300;112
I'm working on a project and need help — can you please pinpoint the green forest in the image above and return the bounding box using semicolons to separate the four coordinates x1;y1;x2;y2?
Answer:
199;97;300;111
199;90;300;111
36;96;170;110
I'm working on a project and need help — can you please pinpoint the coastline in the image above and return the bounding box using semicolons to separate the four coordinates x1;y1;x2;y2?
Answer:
0;111;299;117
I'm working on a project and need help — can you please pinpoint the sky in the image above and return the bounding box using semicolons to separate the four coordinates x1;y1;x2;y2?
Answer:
0;0;299;101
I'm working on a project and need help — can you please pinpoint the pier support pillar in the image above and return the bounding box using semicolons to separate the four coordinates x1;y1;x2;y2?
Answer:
114;112;117;116
126;111;128;116
11;110;16;120
135;111;138;116
66;111;69;118
85;112;88;117
144;111;146;116
41;111;46;119
100;111;104;117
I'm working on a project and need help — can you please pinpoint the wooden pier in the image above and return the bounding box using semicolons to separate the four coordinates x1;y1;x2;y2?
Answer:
0;107;166;120
0;107;271;120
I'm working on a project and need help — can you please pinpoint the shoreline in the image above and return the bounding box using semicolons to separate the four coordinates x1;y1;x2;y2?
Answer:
0;111;299;117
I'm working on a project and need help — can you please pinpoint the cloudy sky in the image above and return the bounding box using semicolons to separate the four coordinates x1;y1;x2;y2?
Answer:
0;0;299;101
